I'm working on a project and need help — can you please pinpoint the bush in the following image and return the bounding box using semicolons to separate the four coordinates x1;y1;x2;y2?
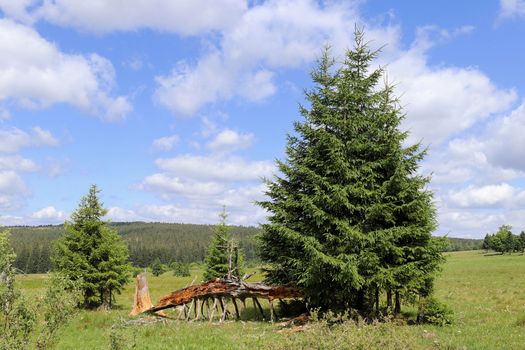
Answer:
417;297;453;326
150;258;166;277
171;261;190;277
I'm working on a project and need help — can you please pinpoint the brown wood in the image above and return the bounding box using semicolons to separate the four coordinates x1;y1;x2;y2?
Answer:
253;297;265;320
143;279;302;315
130;273;154;316
394;291;401;315
232;297;240;320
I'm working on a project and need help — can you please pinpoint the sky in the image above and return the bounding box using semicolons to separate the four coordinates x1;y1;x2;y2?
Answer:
0;0;525;238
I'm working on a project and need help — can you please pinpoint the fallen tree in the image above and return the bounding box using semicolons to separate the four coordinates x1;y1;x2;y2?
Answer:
130;273;302;322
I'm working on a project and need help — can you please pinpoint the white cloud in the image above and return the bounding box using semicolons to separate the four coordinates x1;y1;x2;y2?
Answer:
388;27;517;145
448;183;523;208
499;0;525;19
484;102;525;172
106;207;147;222
30;206;65;221
0;19;131;121
152;135;180;151
207;129;254;153
0;170;29;210
0;0;37;24
0;156;39;172
154;0;366;116
139;174;224;198
0;126;58;153
0;0;247;35
155;155;274;182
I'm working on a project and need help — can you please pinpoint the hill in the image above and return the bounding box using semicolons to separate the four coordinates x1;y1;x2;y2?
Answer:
8;222;259;273
6;222;482;273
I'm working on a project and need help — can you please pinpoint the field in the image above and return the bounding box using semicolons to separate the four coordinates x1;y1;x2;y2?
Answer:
16;251;525;349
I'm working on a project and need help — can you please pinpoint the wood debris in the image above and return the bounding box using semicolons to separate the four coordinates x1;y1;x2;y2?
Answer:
131;275;303;323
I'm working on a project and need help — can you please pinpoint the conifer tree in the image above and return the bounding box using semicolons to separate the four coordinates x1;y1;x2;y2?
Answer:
258;29;442;314
203;208;243;281
53;185;130;308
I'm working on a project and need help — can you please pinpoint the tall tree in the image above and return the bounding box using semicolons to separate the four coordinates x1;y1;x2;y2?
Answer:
258;29;442;315
53;185;130;308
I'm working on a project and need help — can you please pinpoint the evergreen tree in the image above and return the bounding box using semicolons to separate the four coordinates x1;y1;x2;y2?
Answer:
258;29;442;314
203;208;243;281
53;185;131;308
482;234;491;251
150;258;165;277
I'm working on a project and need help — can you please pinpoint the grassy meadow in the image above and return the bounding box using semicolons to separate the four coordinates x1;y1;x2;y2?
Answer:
15;251;525;349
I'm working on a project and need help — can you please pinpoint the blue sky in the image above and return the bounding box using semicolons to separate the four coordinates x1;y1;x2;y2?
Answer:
1;0;525;238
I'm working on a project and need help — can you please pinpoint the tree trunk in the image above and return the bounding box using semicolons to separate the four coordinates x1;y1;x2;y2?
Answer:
375;289;379;314
387;288;392;309
394;291;401;315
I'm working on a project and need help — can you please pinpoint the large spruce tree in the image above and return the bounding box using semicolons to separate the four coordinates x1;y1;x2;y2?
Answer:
53;185;130;308
258;30;443;315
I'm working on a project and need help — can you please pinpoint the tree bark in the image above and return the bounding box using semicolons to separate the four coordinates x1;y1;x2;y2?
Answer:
386;288;392;310
394;291;401;315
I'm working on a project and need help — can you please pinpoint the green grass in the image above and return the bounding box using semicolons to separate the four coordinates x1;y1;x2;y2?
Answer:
14;251;525;349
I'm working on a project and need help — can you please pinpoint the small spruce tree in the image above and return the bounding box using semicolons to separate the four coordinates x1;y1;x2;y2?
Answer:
53;185;131;308
203;208;243;281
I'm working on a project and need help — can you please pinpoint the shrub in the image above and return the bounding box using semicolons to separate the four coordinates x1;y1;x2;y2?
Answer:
171;261;190;277
417;297;453;326
150;258;166;277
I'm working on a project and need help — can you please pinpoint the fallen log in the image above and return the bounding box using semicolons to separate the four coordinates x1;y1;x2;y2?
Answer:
131;277;303;322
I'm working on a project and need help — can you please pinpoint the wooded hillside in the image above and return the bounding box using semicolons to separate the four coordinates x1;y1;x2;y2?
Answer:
7;222;479;273
8;222;259;273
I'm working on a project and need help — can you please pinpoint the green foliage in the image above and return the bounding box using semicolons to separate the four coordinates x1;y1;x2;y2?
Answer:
258;29;442;315
417;297;454;326
1;229;37;350
446;237;483;252
484;225;524;254
8;222;259;273
2;230;98;350
36;273;82;350
203;209;244;281
108;318;136;350
53;185;131;308
150;258;166;277
171;261;191;277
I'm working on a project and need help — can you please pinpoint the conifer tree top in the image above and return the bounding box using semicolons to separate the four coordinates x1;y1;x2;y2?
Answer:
70;184;108;228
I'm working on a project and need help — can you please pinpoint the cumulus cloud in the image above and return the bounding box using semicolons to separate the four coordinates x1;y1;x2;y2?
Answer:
0;156;39;172
0;19;131;121
388;27;517;145
137;152;275;225
155;155;274;182
207;129;254;153
106;207;147;222
152;135;180;151
0;170;29;210
30;206;66;221
1;0;247;35
154;0;368;116
499;0;525;19
448;183;523;208
483;102;525;172
139;174;224;198
0;126;58;153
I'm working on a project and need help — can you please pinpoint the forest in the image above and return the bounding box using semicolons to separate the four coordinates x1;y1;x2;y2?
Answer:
8;221;480;274
8;222;259;273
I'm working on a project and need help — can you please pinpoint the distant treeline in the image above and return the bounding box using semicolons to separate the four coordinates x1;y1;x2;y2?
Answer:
445;237;483;252
8;222;259;273
7;222;482;273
